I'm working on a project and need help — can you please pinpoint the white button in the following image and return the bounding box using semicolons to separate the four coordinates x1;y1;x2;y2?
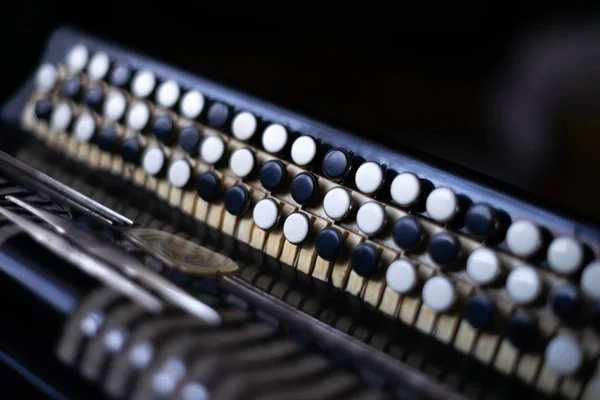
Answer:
466;247;501;285
131;69;156;98
35;63;58;92
87;52;110;81
179;90;204;119
156;80;180;109
506;266;542;304
253;198;280;231
386;259;418;294
426;187;458;223
167;159;192;188
390;172;421;207
291;136;317;166
142;147;165;176
66;44;89;73
356;201;386;236
231;111;257;141
323;187;353;220
545;335;583;375
355;162;384;194
229;148;255;178
73;112;96;143
103;90;127;122
506;220;542;258
262;124;288;153
283;212;310;245
126;101;150;131
547;236;584;275
200;136;226;165
50;102;72;132
422;276;455;312
581;261;600;300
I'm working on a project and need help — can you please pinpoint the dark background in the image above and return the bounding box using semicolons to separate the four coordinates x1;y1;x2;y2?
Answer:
2;3;600;219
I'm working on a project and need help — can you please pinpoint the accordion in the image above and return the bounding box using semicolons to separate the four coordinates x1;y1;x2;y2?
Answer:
0;26;598;400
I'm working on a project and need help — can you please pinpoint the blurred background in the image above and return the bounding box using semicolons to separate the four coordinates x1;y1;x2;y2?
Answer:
1;3;600;220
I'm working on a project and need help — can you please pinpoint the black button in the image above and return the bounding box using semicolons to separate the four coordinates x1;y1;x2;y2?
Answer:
506;313;537;350
465;203;498;239
464;295;496;330
61;76;81;99
121;137;141;164
95;126;118;152
34;98;52;120
110;64;132;87
315;228;345;261
84;85;104;112
206;102;229;128
179;126;201;154
592;303;600;333
392;216;425;250
260;160;286;192
196;172;221;202
290;173;319;205
322;148;351;181
152;115;175;143
428;232;461;266
224;185;249;216
351;243;381;277
551;286;582;320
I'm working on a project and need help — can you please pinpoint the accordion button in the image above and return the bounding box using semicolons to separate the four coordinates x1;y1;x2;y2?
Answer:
96;126;118;152
34;98;52;120
104;90;127;122
200;135;226;165
156;80;180;109
547;236;584;275
206;102;230;128
283;212;311;245
505;220;542;258
322;148;351;181
66;44;89;74
507;313;537;350
253;198;280;231
550;285;582;320
426;187;459;223
323;187;352;221
386;259;418;294
392;216;425;250
291;136;317;166
390;172;421;207
126;101;151;132
35;63;58;92
428;232;461;267
121;137;142;164
131;69;156;99
224;185;250;216
229;148;255;179
315;227;345;261
152;115;175;142
168;159;192;188
422;275;455;312
50;102;72;132
87;52;110;81
465;203;498;239
464;295;496;330
545;335;583;375
179;90;205;120
291;173;319;205
355;162;384;194
262;124;288;154
466;247;501;285
142;147;166;176
351;243;381;277
179;126;201;154
196;172;221;202
231;111;257;141
260;160;286;192
73;112;96;144
61;75;82;99
110;64;132;88
356;201;386;236
506;265;542;305
581;261;600;300
85;85;104;112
